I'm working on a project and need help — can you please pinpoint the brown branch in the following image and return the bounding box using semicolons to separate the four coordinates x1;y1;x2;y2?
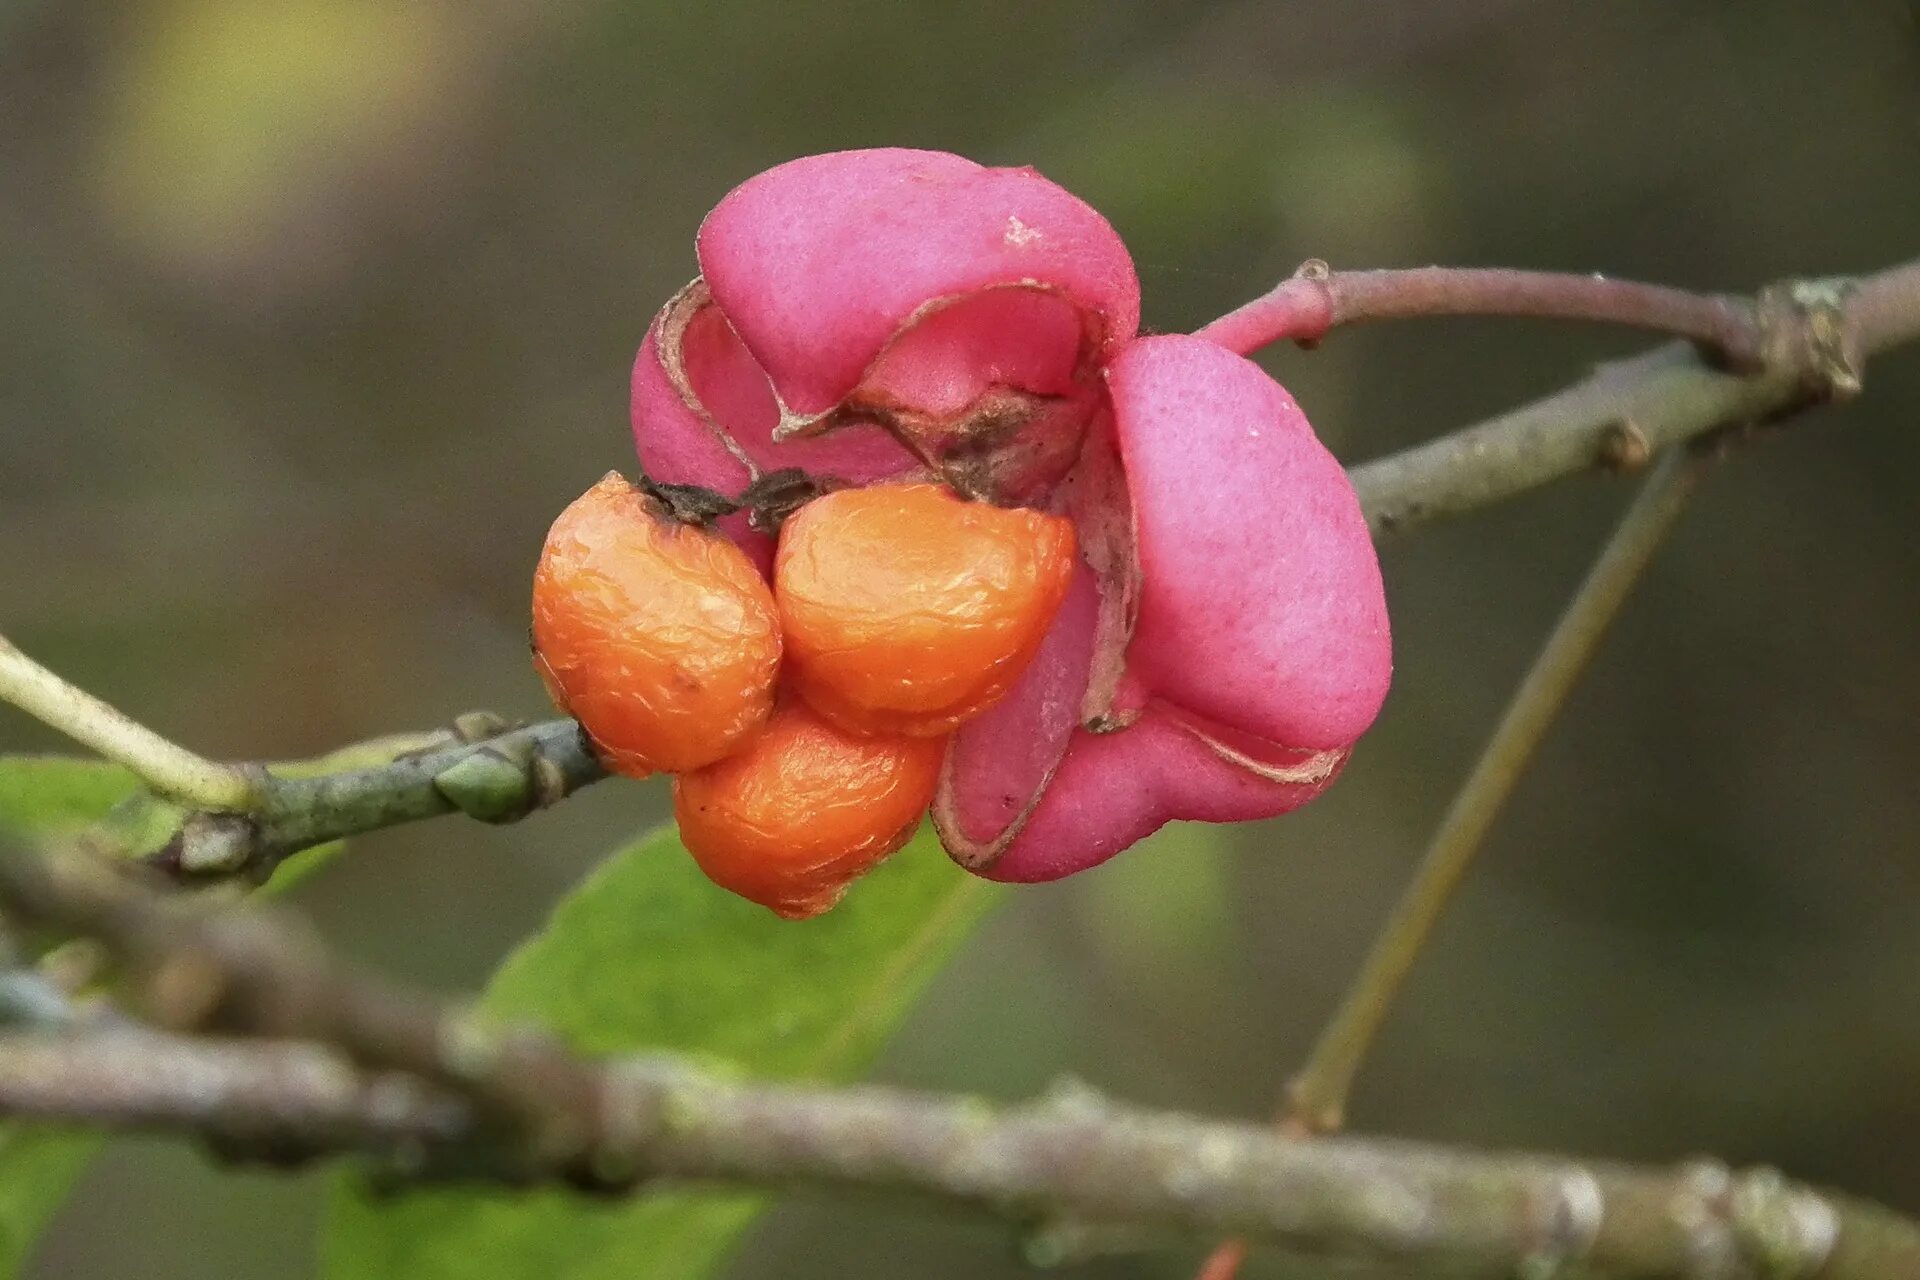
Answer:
0;1023;1913;1278
0;1029;463;1160
0;256;1901;888
3;838;1919;1276
1851;257;1920;351
1194;262;1766;363
1183;259;1920;1279
0;844;610;1172
1192;452;1714;1280
1292;449;1712;1135
1346;258;1918;535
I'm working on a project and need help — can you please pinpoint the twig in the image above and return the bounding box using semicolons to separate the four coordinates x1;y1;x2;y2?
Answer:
148;715;605;881
3;828;1917;1276
0;644;602;882
1850;257;1920;350
0;1025;1910;1278
1345;257;1919;535
1196;262;1765;363
0;1028;464;1160
0;843;609;1170
1194;450;1712;1280
8;258;1916;888
1291;449;1710;1134
0;634;256;810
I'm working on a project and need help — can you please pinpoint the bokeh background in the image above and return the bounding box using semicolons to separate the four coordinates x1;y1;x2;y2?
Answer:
3;2;1918;1276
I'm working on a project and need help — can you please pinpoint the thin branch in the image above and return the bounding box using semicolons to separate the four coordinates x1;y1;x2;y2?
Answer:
5;830;1919;1276
1346;256;1920;536
1290;448;1710;1134
1195;450;1712;1280
149;715;605;881
1851;258;1920;351
0;1029;464;1159
1195;262;1764;363
0;843;609;1169
1348;342;1740;535
0;645;601;882
0;1026;1912;1279
9;257;1914;889
0;634;256;810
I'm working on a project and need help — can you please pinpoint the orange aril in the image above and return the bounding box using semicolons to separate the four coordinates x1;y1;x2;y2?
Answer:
674;698;945;918
531;472;780;776
774;483;1074;738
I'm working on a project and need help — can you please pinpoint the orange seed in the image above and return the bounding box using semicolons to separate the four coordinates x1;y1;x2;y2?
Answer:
674;698;945;918
531;472;780;776
775;483;1075;738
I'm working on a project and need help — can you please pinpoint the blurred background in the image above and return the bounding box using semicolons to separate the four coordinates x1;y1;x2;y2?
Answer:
2;2;1918;1276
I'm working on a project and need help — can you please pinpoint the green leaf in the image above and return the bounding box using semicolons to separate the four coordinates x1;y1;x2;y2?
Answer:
0;755;187;860
0;756;146;1280
0;1128;104;1276
0;756;140;840
322;823;999;1280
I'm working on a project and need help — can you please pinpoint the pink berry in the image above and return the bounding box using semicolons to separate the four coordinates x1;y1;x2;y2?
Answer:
939;336;1390;881
697;148;1139;417
626;149;1393;883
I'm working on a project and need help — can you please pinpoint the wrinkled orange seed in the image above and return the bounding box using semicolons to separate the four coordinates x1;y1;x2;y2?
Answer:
531;472;781;777
674;698;946;919
775;483;1076;738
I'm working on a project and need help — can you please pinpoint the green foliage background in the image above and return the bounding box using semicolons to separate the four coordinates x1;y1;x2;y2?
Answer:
1;3;1917;1278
